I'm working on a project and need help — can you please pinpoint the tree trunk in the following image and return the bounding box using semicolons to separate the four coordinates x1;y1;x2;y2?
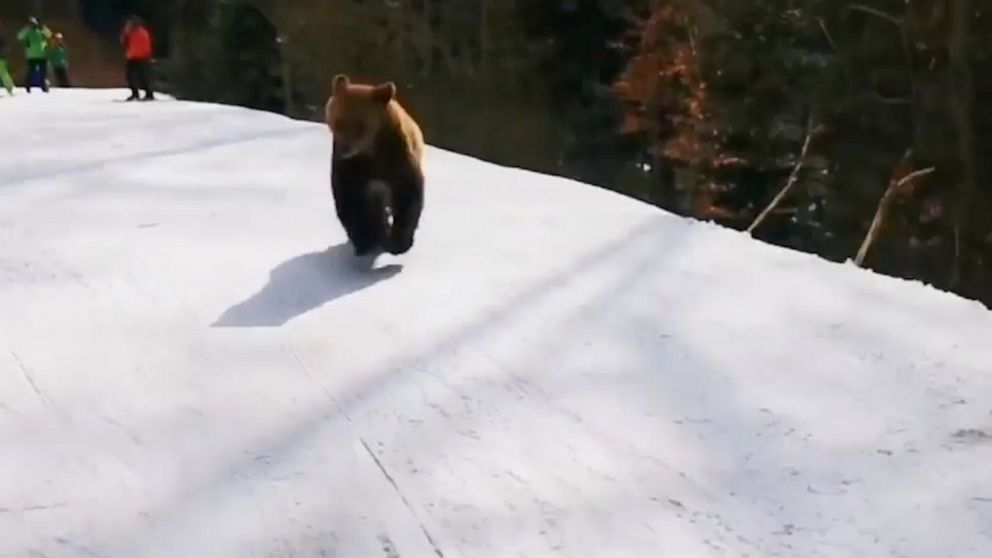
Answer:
479;0;491;80
277;35;294;116
947;0;975;287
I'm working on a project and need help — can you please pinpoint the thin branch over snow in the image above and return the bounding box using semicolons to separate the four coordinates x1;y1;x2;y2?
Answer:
747;117;822;235
855;166;936;267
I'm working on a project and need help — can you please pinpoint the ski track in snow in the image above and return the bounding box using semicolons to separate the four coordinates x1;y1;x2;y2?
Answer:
1;89;991;557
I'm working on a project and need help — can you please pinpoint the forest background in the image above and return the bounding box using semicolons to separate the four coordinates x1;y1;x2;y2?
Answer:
5;0;990;306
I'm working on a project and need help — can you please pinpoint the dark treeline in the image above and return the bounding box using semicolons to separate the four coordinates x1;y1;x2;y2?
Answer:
16;0;992;306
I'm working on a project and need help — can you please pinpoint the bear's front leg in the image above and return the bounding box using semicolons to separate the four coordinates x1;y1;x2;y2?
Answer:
332;182;377;257
386;168;424;255
360;182;392;254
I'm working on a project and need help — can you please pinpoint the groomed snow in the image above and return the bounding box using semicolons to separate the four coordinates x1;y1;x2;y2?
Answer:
1;89;991;557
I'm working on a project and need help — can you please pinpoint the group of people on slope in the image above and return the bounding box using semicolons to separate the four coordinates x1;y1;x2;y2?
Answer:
0;17;69;95
0;15;155;102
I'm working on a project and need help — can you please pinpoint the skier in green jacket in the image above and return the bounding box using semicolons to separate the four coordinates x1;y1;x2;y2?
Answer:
0;20;14;96
17;17;52;93
49;32;70;87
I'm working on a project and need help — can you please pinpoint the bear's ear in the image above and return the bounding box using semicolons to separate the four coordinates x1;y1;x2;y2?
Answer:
372;82;397;104
332;74;350;95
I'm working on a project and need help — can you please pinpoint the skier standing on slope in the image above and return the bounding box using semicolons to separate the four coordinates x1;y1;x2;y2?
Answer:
17;17;52;93
120;16;155;101
49;32;70;88
0;20;14;96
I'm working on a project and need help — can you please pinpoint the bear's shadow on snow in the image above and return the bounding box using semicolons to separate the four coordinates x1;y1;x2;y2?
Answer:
212;243;401;328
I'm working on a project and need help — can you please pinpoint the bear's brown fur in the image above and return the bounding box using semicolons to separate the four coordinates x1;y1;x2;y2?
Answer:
325;74;425;257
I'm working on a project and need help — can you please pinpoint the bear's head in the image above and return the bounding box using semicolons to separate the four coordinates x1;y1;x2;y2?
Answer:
326;74;397;159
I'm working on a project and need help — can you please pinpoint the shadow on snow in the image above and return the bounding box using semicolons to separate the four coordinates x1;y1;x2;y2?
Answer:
212;243;401;328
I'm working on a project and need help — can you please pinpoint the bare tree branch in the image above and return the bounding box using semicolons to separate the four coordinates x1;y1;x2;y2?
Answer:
848;4;902;26
854;166;936;267
872;94;911;105
747;117;822;234
818;19;839;53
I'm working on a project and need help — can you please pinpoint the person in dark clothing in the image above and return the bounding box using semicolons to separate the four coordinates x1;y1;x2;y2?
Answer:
120;16;154;101
49;32;70;87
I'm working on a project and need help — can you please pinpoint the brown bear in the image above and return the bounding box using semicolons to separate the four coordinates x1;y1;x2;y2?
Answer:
325;74;425;258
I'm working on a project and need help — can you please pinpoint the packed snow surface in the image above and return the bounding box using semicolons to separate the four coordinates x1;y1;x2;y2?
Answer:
1;89;991;557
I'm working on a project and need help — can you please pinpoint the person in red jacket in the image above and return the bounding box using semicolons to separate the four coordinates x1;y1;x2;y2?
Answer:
120;15;154;101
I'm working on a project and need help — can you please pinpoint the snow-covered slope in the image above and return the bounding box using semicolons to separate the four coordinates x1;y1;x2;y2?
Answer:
2;89;991;558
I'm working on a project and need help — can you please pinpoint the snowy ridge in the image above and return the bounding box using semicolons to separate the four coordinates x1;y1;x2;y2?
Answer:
1;90;991;557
